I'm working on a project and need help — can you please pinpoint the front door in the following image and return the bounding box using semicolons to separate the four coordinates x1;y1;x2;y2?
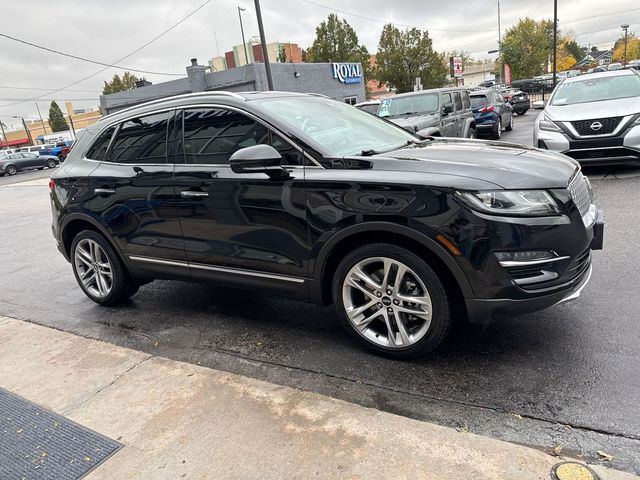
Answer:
87;110;187;278
173;107;309;295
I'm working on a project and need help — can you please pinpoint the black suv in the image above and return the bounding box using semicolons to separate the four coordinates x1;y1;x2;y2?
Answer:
50;91;604;358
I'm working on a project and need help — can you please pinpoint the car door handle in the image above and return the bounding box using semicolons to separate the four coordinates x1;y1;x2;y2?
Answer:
94;188;115;195
180;190;209;198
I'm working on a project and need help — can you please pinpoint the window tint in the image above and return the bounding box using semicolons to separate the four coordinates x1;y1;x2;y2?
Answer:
453;92;462;111
182;108;303;166
441;93;452;106
110;112;171;164
85;126;116;161
470;95;489;109
462;91;470;109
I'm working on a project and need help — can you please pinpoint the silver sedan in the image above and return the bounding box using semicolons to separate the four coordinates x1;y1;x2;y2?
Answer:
0;152;59;176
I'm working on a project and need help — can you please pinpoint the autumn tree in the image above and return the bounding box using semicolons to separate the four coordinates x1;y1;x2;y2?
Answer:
307;14;370;72
376;24;448;93
48;101;69;133
613;34;640;63
102;71;141;95
500;18;553;79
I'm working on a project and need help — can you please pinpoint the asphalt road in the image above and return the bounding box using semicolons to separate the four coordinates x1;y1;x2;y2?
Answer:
2;117;640;473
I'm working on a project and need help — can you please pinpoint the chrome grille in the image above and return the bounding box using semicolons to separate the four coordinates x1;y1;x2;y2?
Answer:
571;117;622;136
568;172;591;218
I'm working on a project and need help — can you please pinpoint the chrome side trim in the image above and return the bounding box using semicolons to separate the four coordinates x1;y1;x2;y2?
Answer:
128;255;305;284
499;256;570;267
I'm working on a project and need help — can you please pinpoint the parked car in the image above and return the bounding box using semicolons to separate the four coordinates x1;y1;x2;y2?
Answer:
533;69;640;165
40;141;72;160
502;89;530;115
354;100;381;115
18;145;50;155
50;91;603;358
377;88;476;138
0;152;59;176
607;63;623;71
469;90;514;139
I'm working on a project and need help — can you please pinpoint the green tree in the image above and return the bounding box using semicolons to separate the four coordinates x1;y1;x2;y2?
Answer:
613;34;640;63
562;37;584;64
278;44;287;63
375;24;448;94
48;101;69;133
500;18;553;80
102;71;140;95
307;14;370;71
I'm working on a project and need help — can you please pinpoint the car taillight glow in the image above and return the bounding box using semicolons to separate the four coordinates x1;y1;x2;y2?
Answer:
49;179;55;190
480;105;495;113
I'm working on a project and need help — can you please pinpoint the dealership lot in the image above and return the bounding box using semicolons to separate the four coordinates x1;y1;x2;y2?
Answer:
1;114;640;473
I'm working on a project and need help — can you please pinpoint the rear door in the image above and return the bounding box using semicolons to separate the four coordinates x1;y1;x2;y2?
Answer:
452;91;464;137
87;110;187;277
173;106;309;295
439;92;456;136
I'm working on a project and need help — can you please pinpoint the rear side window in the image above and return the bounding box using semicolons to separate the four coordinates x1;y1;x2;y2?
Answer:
85;126;116;161
462;91;470;109
441;92;452;106
453;92;463;111
110;111;171;164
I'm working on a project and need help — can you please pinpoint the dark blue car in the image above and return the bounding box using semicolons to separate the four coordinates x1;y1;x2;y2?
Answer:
470;90;514;140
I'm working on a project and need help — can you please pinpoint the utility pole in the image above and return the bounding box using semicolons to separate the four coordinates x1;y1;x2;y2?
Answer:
238;6;250;66
35;102;48;135
0;120;6;148
498;0;502;83
621;24;630;67
254;0;273;90
68;116;76;140
22;117;34;145
552;0;558;87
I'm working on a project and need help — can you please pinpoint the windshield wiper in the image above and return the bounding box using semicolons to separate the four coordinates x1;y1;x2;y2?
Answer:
360;149;378;156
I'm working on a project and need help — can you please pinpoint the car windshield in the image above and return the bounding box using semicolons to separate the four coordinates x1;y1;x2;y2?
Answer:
470;95;489;108
550;74;640;106
254;96;417;157
377;93;439;118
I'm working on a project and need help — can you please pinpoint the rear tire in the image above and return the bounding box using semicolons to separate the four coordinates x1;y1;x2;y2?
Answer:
332;243;452;359
491;119;502;140
468;128;476;139
505;115;514;131
6;165;17;175
71;230;136;306
46;158;57;168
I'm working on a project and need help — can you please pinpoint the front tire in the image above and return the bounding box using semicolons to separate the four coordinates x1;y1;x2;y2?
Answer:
6;165;17;175
71;230;136;306
505;114;514;131
333;243;452;359
46;158;57;168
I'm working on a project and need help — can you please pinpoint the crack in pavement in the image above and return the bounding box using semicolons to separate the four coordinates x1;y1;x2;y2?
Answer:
61;355;154;415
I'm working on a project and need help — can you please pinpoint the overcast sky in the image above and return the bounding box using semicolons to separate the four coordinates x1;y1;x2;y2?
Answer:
0;0;637;125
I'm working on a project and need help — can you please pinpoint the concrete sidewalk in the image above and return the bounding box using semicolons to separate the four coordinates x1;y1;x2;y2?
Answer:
0;315;636;480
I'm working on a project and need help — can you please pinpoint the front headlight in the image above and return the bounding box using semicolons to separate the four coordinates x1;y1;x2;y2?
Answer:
632;115;640;126
538;114;562;132
455;190;560;217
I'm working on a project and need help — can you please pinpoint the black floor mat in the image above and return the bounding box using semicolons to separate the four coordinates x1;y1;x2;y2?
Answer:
0;387;122;479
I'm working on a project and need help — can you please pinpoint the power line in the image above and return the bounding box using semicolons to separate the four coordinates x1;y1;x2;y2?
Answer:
298;0;496;33
0;33;185;76
0;0;214;109
0;85;100;93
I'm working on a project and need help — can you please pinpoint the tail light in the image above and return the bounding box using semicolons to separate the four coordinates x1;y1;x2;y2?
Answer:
480;105;495;113
49;179;55;190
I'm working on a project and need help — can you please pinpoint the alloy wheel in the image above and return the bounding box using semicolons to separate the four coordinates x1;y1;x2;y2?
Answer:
342;257;433;349
74;239;113;298
6;165;17;175
46;159;56;168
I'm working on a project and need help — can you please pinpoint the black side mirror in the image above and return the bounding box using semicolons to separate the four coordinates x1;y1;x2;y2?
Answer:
229;144;289;180
442;104;453;115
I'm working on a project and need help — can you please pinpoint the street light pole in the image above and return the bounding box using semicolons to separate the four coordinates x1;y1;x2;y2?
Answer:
254;0;274;90
497;0;502;83
238;6;250;66
552;0;558;87
621;24;630;67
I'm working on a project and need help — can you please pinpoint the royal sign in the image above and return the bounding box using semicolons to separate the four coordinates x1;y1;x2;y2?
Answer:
332;63;362;84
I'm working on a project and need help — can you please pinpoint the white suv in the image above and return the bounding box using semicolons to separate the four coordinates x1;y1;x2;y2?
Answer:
533;69;640;165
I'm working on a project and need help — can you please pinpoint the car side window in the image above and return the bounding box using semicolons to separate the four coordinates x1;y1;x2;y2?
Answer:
453;92;463;111
85;126;116;161
462;92;470;109
441;93;452;109
182;108;303;166
110;111;171;164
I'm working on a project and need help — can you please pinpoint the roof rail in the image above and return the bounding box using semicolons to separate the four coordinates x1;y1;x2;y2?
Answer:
102;90;245;120
305;92;330;98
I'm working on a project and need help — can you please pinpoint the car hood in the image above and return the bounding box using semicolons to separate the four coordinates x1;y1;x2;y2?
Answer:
362;138;578;190
545;96;640;121
388;114;439;132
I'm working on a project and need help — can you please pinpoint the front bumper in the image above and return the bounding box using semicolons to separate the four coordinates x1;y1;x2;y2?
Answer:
463;206;604;324
534;120;640;165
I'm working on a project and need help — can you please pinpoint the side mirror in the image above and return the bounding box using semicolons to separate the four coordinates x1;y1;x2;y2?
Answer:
229;144;289;179
442;104;453;115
